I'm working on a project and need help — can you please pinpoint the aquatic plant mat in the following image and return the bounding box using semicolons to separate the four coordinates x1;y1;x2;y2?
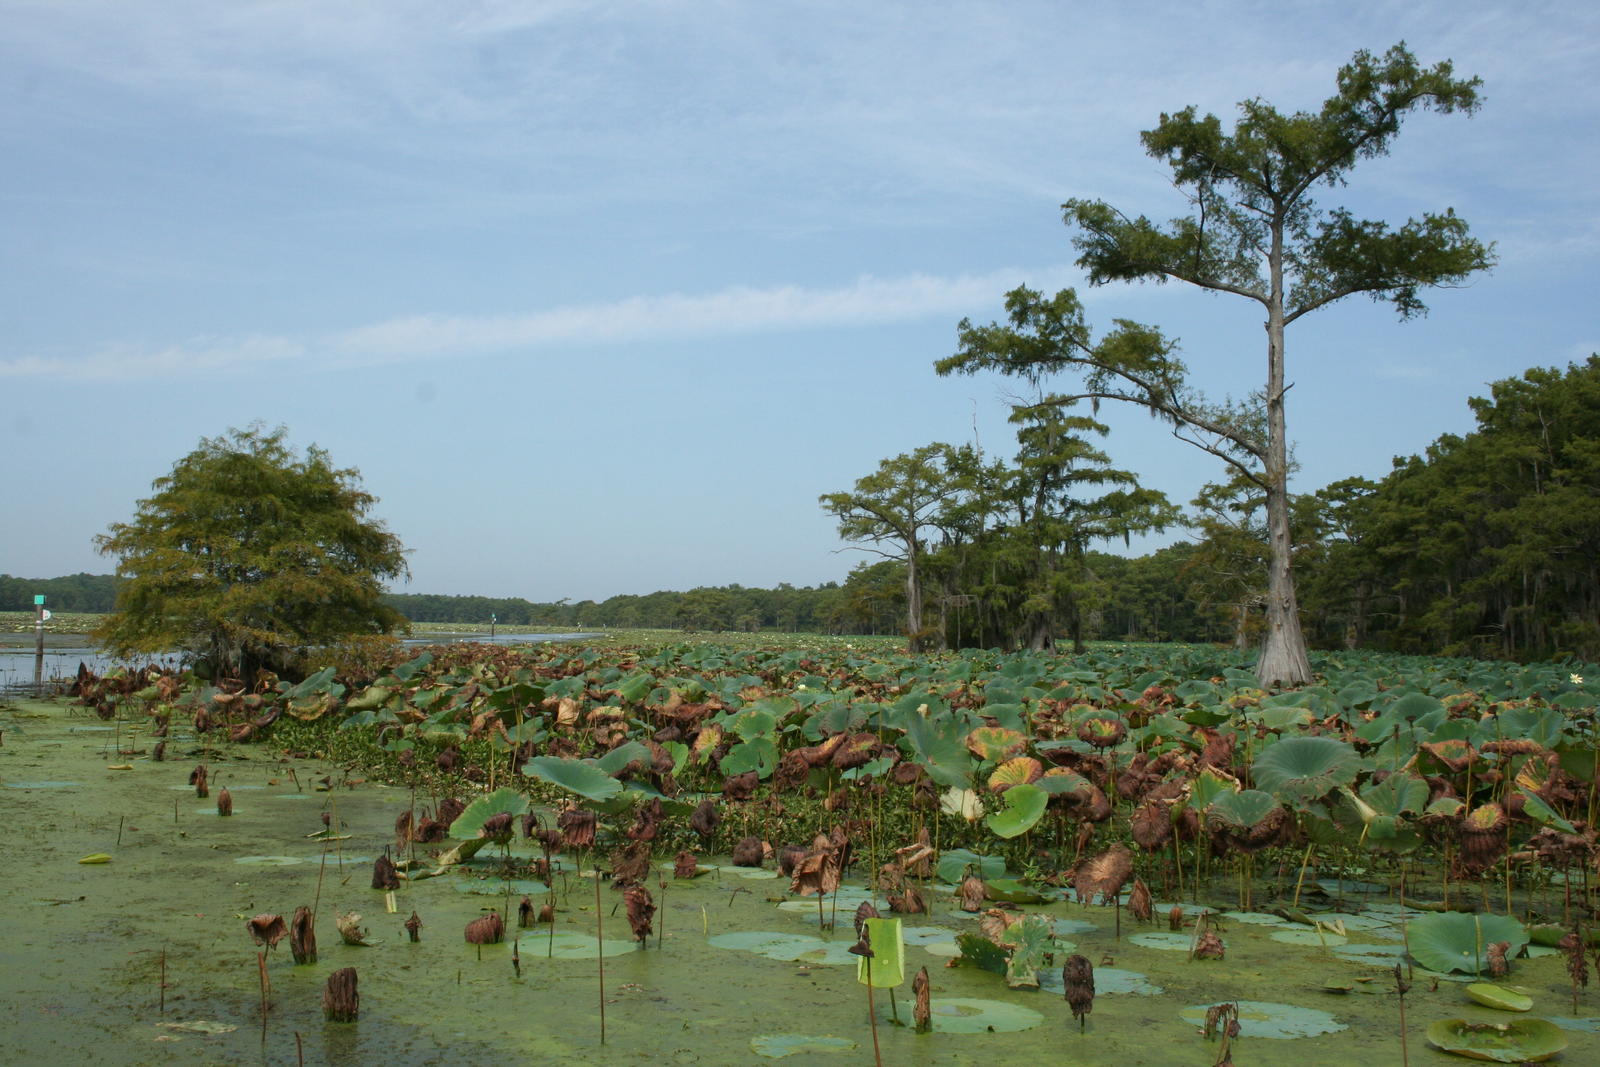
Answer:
4;690;1600;1066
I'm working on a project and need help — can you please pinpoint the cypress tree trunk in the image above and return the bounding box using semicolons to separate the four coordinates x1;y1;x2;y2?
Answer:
1256;226;1313;687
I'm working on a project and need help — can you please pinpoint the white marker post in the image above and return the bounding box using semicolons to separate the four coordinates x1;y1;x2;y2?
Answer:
33;594;45;691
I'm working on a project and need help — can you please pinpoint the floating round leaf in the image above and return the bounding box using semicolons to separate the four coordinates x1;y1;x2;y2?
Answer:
924;997;1043;1034
1465;983;1533;1012
1178;1000;1346;1039
1426;1017;1567;1062
750;1034;857;1059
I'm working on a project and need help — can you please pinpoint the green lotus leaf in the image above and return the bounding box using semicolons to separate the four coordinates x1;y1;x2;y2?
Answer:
1386;691;1444;721
750;1034;857;1059
447;787;529;839
984;783;1047;839
924;997;1043;1034
1517;788;1577;834
903;713;976;789
597;740;653;776
1359;772;1430;817
1465;983;1533;1012
1426;1017;1566;1062
855;917;904;988
520;756;623;802
1177;1000;1347;1039
1252;736;1360;804
982;878;1048;904
720;737;778;778
935;848;1005;883
1189;766;1239;811
966;725;1028;762
1207;788;1282;827
1408;912;1529;975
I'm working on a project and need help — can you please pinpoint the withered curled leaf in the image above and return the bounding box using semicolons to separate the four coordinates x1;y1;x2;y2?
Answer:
625;886;655;944
465;911;505;945
246;913;287;950
1062;953;1095;1030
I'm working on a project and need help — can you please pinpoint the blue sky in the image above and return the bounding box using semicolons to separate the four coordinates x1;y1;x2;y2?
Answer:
3;1;1595;603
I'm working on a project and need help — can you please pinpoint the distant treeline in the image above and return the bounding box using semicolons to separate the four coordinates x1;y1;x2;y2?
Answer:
381;582;859;634
0;573;121;613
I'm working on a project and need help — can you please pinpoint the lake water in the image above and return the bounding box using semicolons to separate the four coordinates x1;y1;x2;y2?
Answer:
0;630;602;694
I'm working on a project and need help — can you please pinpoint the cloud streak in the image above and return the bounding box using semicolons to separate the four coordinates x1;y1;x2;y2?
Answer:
1;266;1078;382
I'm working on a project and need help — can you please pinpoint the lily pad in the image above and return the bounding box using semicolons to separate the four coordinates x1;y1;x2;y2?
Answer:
982;877;1051;904
157;1020;237;1035
1270;927;1348;947
77;853;112;864
1426;1017;1567;1062
1179;1001;1347;1039
926;997;1043;1034
776;887;884;912
1465;983;1533;1012
453;879;549;897
1546;1016;1600;1033
751;1034;857;1059
901;925;958;945
709;931;855;965
1039;966;1162;996
1221;910;1289;926
542;932;641;959
1315;878;1386;896
1332;943;1407;967
1128;932;1196;951
233;855;304;866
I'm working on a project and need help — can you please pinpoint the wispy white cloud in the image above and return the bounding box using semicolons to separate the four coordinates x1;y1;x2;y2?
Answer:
0;266;1080;382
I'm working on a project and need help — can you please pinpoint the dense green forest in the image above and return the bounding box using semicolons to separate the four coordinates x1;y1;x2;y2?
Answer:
0;572;121;613
7;358;1595;661
821;356;1600;661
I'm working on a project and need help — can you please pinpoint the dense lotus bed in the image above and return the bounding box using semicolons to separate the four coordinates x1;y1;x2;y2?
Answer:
5;638;1598;1062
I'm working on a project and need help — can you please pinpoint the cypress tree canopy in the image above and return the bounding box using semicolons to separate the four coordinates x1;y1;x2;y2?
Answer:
94;425;409;679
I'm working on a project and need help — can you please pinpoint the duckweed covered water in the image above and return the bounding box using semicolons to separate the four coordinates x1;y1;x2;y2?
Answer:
3;697;1599;1065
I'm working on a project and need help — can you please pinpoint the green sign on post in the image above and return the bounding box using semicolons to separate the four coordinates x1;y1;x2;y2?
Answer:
34;594;45;606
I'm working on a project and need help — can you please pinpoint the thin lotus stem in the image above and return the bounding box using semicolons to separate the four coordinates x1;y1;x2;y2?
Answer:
595;869;606;1045
312;837;331;921
257;950;270;1036
865;955;882;1067
159;947;166;1013
1396;965;1410;1067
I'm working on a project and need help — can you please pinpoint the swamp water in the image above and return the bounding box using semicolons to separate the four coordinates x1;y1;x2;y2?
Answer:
2;697;1597;1066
